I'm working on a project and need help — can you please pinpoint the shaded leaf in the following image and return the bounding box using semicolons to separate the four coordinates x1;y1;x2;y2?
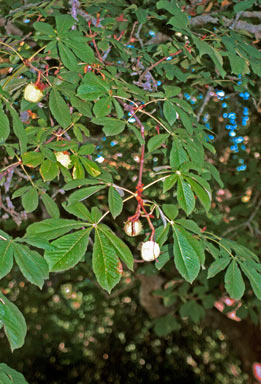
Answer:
41;193;60;219
0;292;26;352
0;240;14;279
21;187;39;213
224;260;245;300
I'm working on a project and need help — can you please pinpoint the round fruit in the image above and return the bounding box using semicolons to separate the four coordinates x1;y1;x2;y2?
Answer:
141;241;160;262
124;220;142;237
24;83;43;103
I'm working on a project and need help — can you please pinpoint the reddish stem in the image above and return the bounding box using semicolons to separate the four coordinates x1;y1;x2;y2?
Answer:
139;49;183;82
118;99;156;240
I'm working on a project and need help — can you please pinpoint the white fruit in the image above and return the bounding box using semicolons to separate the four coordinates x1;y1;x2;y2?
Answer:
55;152;71;168
24;83;43;103
141;241;160;262
124;220;142;236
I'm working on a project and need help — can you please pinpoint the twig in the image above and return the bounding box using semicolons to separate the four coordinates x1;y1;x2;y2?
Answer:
196;86;213;122
129;21;138;43
222;197;261;237
139;49;183;83
135;23;143;47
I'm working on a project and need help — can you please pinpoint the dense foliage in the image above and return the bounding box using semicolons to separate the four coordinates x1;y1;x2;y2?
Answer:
0;0;261;382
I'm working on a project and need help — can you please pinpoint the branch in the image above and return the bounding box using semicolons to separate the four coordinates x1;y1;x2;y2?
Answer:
196;86;213;122
190;15;219;26
222;196;261;237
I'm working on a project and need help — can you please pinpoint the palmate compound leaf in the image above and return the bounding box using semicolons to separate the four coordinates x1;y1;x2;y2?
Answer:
0;292;27;352
93;224;133;292
13;244;49;289
44;227;92;272
172;224;202;283
224;260;245;300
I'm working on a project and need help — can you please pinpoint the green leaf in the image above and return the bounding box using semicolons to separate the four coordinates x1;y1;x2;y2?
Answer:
148;134;169;152
0;363;29;384
13;244;49;288
163;174;178;193
175;219;201;235
33;21;55;35
154;313;181;336
65;40;95;63
136;8;147;23
92;117;125;136
58;42;78;71
108;186;123;219
0;103;10;143
208;256;231;279
155;244;172;270
72;158;85;179
21;237;54;251
186;177;211;212
177;177;195;215
68;185;106;204
41;193;60;219
172;224;201;283
98;224;133;270
49;89;71;128
70;96;93;117
163;85;181;98
192;36;226;78
93;96;112;117
240;262;261;300
62;202;92;221
0;240;14;279
163;101;177;126
234;0;254;12
207;162;224;188
22;152;44;168
55;14;75;34
26;219;85;240
162;204;178;220
155;225;170;247
21;187;39;213
170;138;188;168
224;260;245;300
177;109;193;135
228;53;249;76
0;292;27;352
93;227;121;292
80;157;101;177
180;301;205;323
40;159;59;181
7;105;27;153
77;72;109;100
45;228;91;272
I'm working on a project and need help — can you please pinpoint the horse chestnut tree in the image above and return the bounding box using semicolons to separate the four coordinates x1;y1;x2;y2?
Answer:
0;0;261;381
